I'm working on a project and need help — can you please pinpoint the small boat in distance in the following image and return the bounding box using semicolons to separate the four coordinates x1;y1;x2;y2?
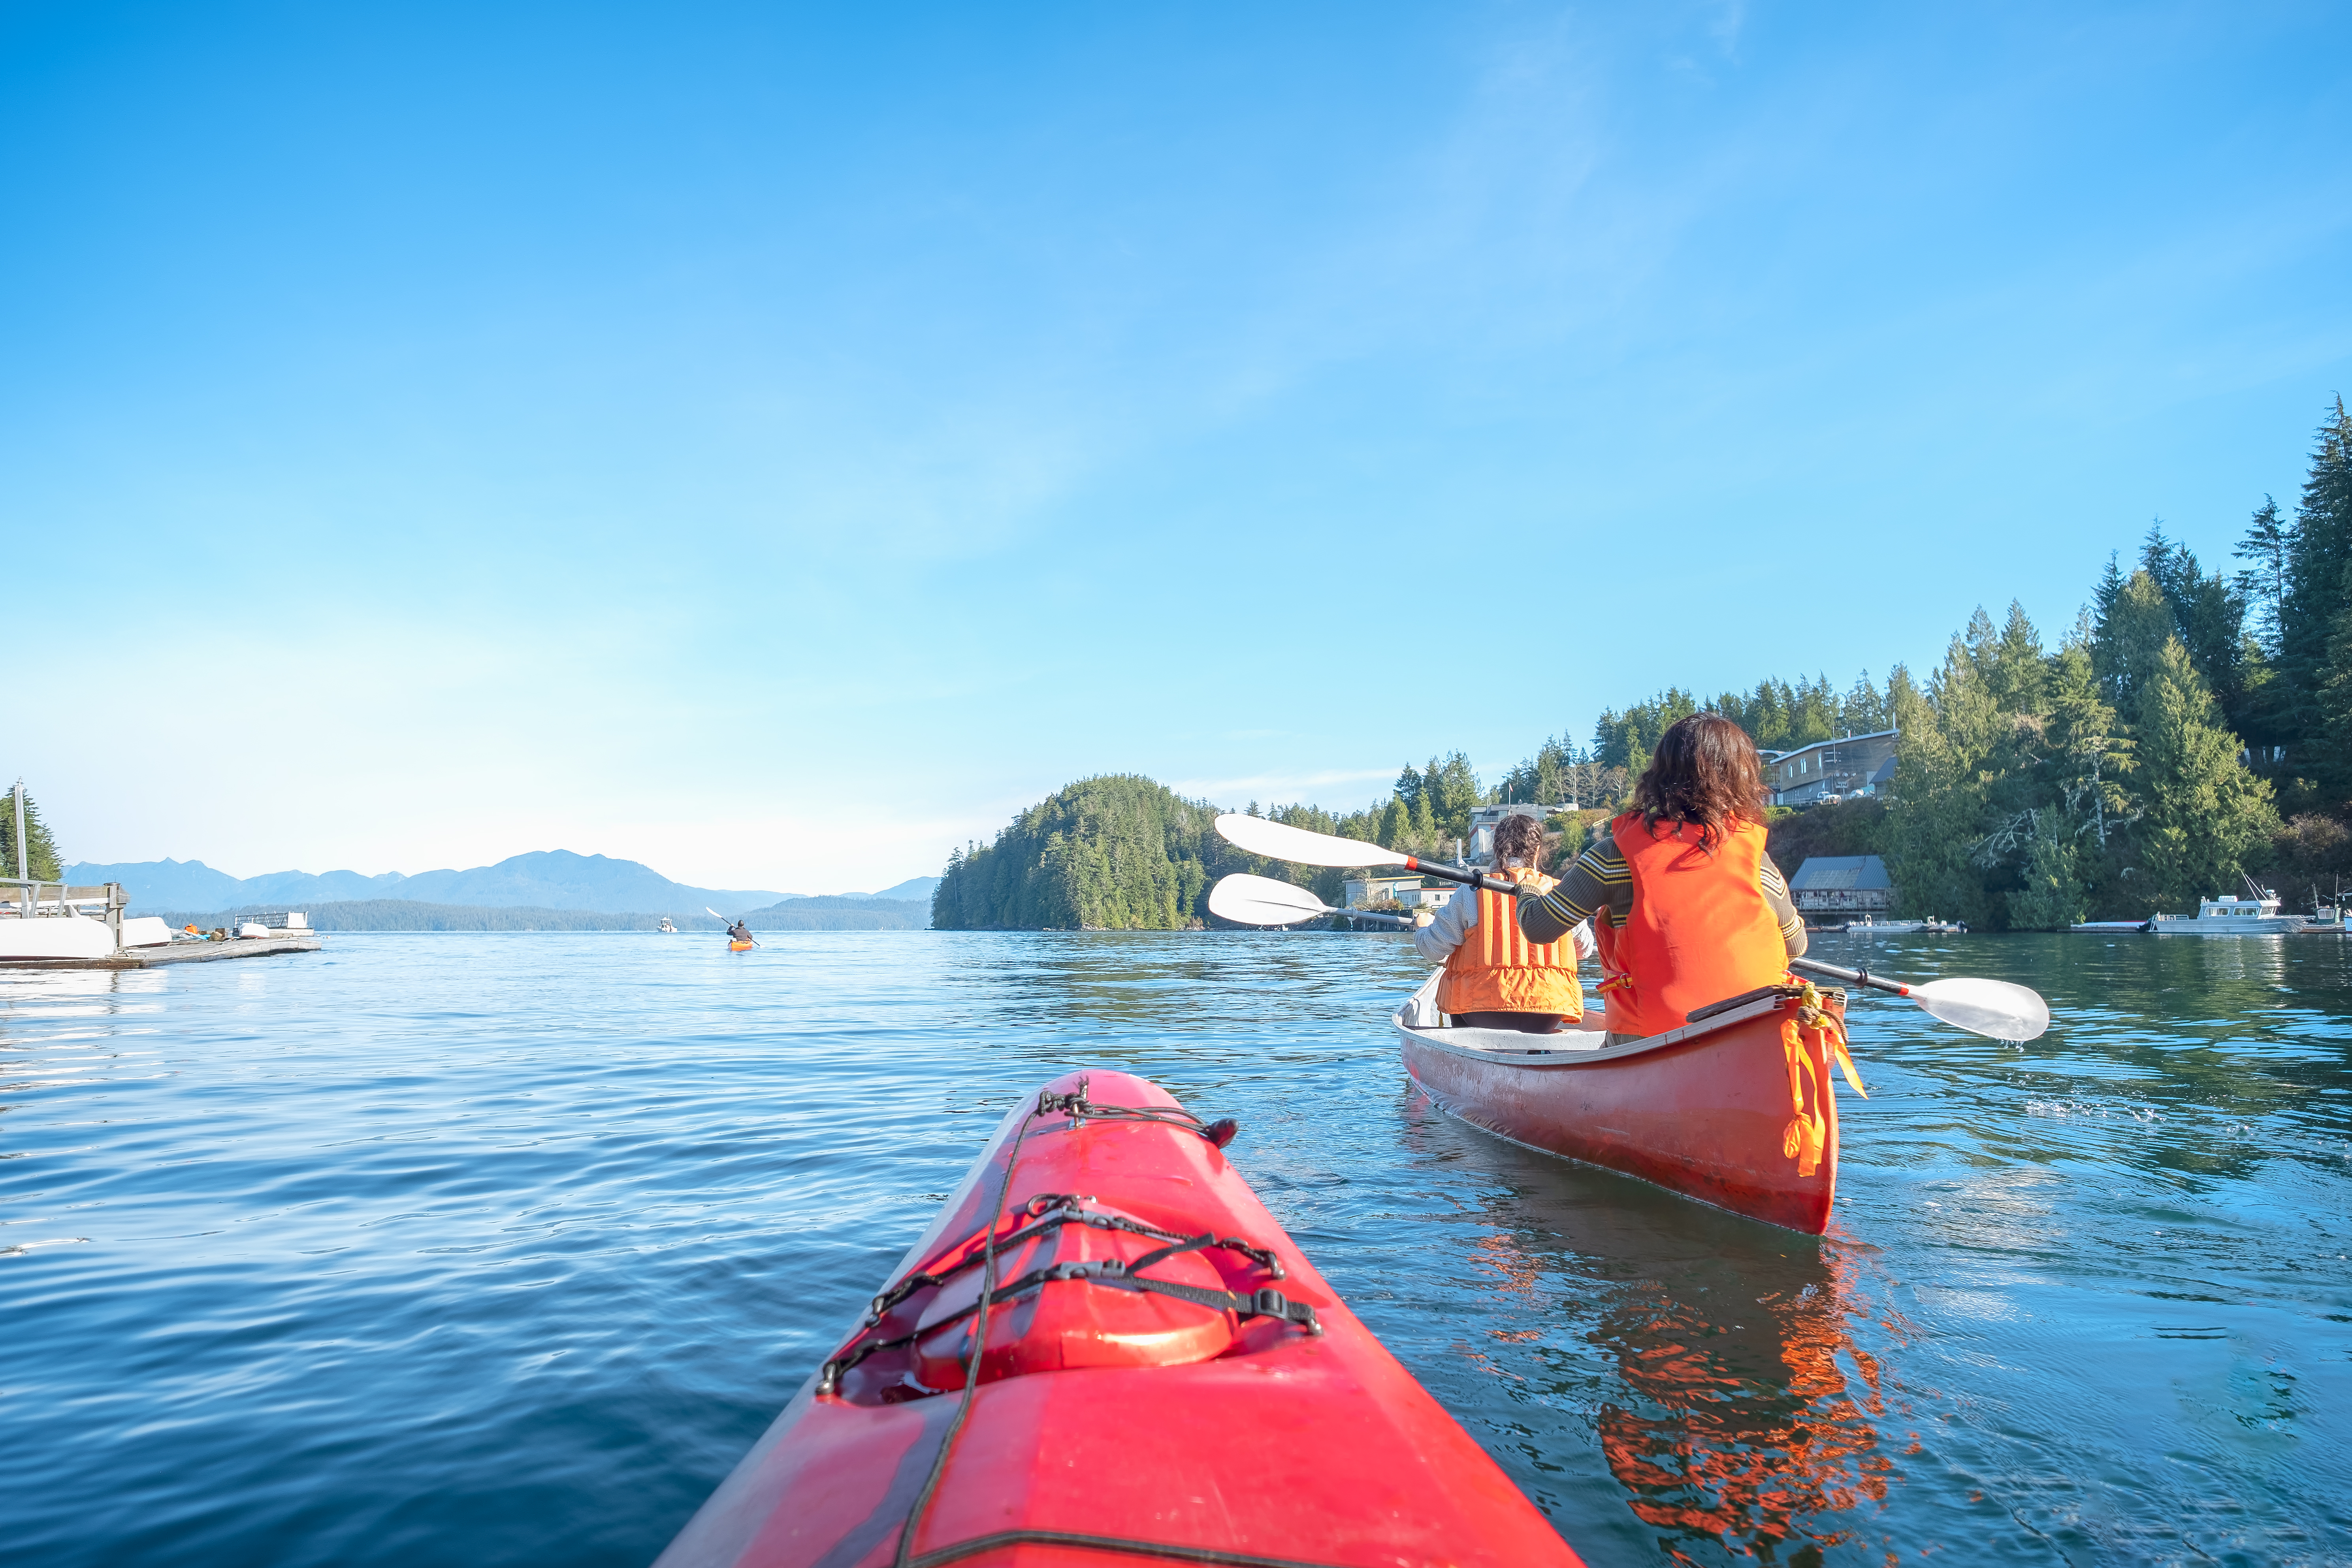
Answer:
1835;916;1965;936
658;916;678;934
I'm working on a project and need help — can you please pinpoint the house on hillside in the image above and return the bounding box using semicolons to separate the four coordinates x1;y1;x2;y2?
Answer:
1768;730;1899;806
1465;802;1576;867
1342;874;1458;911
1788;856;1893;916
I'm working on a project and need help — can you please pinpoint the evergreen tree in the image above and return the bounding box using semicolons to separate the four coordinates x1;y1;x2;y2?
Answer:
2125;639;2278;915
2137;523;2250;728
2007;809;2086;930
1840;670;1890;734
2043;641;2134;902
1983;601;2048;716
2315;561;2352;800
2275;397;2352;751
1879;640;1997;926
2232;495;2292;653
0;785;62;881
1423;752;1483;838
2093;570;2180;712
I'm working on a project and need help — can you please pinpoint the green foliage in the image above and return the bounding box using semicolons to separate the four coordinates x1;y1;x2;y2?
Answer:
2232;397;2352;773
1;785;62;881
2316;560;2352;800
1764;797;1886;872
2125;640;2279;915
1880;585;2278;926
2007;810;2086;930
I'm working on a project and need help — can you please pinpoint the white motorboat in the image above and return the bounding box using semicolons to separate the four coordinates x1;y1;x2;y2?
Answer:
2151;889;2307;935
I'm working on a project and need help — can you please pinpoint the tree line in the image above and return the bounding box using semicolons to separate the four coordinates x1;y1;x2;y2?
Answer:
938;399;2352;930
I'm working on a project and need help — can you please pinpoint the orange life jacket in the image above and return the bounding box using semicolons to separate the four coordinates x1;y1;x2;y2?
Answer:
1592;813;1788;1038
1437;870;1584;1019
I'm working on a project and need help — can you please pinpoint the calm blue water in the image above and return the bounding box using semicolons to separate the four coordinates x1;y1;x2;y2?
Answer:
3;931;2348;1566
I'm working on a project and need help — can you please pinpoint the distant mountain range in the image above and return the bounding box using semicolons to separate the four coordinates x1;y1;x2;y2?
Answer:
136;896;930;933
65;851;940;917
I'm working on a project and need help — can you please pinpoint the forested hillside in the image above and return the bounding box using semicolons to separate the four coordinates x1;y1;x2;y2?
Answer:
930;776;1340;931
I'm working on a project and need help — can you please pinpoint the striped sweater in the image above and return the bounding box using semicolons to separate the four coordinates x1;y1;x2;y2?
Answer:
1518;825;1808;957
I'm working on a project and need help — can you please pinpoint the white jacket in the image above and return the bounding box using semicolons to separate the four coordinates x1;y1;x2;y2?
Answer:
1412;876;1597;965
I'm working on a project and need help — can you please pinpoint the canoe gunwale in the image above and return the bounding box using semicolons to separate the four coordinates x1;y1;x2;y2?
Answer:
1392;992;1789;1068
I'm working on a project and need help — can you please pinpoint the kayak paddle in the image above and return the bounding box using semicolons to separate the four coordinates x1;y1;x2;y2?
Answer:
1215;813;2053;1042
1214;814;1521;894
1207;873;1414;929
706;905;759;947
1789;957;2048;1041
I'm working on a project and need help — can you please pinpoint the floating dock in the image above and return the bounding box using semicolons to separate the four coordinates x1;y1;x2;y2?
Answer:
0;933;325;970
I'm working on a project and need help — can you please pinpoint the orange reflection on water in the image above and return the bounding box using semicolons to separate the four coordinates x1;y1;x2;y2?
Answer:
1594;1237;1902;1562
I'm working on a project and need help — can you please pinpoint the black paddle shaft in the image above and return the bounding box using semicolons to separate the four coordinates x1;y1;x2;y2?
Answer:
1398;856;1523;896
1789;956;1911;997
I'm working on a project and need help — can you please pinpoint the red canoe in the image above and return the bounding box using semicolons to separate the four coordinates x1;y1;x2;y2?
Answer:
1395;973;1860;1235
657;1069;1583;1568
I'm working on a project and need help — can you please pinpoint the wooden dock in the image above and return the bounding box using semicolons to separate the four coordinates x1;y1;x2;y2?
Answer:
0;934;324;971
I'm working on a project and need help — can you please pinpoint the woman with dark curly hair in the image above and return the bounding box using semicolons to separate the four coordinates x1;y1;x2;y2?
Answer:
1518;713;1806;1043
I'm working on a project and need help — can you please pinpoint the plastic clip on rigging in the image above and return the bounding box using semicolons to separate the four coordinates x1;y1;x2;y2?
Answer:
1037;1079;1239;1148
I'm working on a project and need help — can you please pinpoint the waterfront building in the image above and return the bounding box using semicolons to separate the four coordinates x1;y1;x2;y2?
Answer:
1788;855;1894;916
1769;730;1899;806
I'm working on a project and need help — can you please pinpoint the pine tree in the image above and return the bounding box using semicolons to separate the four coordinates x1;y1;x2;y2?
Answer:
2044;642;2134;882
2094;570;2180;712
0;785;62;882
2126;640;2278;915
1880;642;1997;926
2233;495;2292;654
2277;397;2352;749
2137;523;2250;727
2314;561;2352;801
2007;809;2086;929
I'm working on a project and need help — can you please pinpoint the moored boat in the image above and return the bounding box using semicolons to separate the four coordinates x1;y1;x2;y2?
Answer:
2151;889;2307;935
658;1069;1583;1568
1396;971;1860;1235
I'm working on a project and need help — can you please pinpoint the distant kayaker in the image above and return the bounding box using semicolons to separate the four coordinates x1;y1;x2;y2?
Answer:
1412;812;1594;1033
726;917;754;945
1519;713;1807;1045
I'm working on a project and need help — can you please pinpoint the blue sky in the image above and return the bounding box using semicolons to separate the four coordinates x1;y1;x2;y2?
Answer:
6;2;2348;891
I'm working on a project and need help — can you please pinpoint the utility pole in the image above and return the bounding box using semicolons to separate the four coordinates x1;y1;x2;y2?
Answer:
11;779;25;883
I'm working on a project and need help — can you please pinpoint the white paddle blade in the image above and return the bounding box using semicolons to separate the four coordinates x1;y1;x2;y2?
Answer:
1912;977;2050;1042
1207;873;1332;926
1215;813;1410;870
705;907;725;920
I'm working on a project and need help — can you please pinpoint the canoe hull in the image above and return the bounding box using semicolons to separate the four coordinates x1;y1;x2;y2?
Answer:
1399;990;1843;1235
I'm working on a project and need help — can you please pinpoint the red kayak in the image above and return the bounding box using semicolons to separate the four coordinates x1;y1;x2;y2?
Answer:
1396;974;1860;1235
657;1069;1583;1568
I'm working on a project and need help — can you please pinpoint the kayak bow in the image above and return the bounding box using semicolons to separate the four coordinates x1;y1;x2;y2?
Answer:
657;1069;1585;1568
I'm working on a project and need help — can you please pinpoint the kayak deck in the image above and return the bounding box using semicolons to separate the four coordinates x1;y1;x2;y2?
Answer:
659;1069;1584;1568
